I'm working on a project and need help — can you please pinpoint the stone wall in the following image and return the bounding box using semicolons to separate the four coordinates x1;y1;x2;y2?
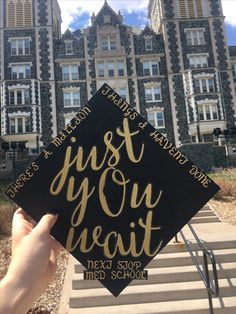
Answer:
179;143;227;171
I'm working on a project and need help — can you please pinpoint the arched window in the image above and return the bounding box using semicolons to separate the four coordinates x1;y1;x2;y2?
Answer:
7;0;16;27
16;0;24;27
7;0;33;28
24;0;32;26
196;0;203;17
179;0;204;18
188;0;195;18
179;0;187;18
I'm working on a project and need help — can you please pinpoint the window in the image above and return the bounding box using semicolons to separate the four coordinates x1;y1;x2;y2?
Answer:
117;60;125;76
108;62;114;77
145;39;153;51
11;64;31;79
17;91;22;104
62;65;79;81
7;0;33;28
63;91;80;107
98;62;105;77
9;116;30;134
10;91;15;105
186;29;205;46
143;60;160;76
198;104;218;121
101;35;116;51
65;42;73;55
179;0;203;18
118;87;126;100
232;64;236;78
9;89;30;105
97;60;125;78
145;86;162;102
147;111;165;129
10;38;30;55
188;54;208;68
194;78;215;93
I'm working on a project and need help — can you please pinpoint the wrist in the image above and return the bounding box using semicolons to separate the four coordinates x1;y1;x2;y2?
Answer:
0;274;31;314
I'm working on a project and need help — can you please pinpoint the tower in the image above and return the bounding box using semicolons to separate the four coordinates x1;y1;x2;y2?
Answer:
148;0;236;148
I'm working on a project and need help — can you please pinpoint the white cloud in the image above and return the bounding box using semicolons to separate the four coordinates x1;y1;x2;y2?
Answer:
221;0;236;26
58;0;148;32
58;0;236;33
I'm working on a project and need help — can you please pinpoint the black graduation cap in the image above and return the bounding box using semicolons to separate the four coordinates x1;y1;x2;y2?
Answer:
6;83;219;296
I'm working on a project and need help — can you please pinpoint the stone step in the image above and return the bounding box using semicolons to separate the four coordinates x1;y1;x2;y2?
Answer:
68;296;236;314
72;262;236;290
195;210;216;217
74;248;236;273
69;278;236;308
190;216;219;224
162;239;236;254
75;240;236;273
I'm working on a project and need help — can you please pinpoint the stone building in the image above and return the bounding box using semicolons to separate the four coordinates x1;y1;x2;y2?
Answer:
0;0;236;169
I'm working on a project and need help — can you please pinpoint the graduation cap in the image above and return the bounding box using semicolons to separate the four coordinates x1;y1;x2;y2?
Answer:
6;83;219;296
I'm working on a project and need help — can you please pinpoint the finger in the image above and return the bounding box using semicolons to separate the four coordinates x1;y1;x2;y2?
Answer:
51;238;64;254
23;211;37;227
33;213;58;236
12;208;26;231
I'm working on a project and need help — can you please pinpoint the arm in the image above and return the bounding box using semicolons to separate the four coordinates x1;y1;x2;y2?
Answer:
0;208;62;314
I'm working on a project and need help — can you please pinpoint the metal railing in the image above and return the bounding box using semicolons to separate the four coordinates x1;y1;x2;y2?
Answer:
175;223;219;314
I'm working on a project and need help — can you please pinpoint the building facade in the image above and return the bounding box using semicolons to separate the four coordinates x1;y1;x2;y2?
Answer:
0;0;236;168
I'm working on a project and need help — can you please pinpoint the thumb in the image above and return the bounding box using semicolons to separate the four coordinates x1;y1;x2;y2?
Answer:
33;213;58;236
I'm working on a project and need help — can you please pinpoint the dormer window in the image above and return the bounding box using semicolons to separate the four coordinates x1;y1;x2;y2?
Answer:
101;35;116;51
65;42;73;55
104;15;111;23
145;39;153;51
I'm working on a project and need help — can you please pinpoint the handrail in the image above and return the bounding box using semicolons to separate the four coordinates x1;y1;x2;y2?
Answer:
176;222;219;314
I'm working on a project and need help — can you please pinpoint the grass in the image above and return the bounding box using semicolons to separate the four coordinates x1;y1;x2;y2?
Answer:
0;180;17;235
209;168;236;200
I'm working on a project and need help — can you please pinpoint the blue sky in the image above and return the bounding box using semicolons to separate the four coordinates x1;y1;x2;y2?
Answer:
58;0;236;46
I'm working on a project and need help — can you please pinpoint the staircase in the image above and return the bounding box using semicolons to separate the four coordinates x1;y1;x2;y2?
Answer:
59;205;236;314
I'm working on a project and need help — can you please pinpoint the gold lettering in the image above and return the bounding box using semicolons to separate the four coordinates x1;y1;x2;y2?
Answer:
139;211;162;256
179;156;188;165
103;131;120;167
102;85;111;95
76;146;106;172
116;118;144;163
68;177;95;227
50;146;76;195
52;137;62;147
131;184;163;209
99;167;129;218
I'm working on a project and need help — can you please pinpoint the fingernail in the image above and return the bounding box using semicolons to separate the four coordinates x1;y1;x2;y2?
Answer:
47;209;58;215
